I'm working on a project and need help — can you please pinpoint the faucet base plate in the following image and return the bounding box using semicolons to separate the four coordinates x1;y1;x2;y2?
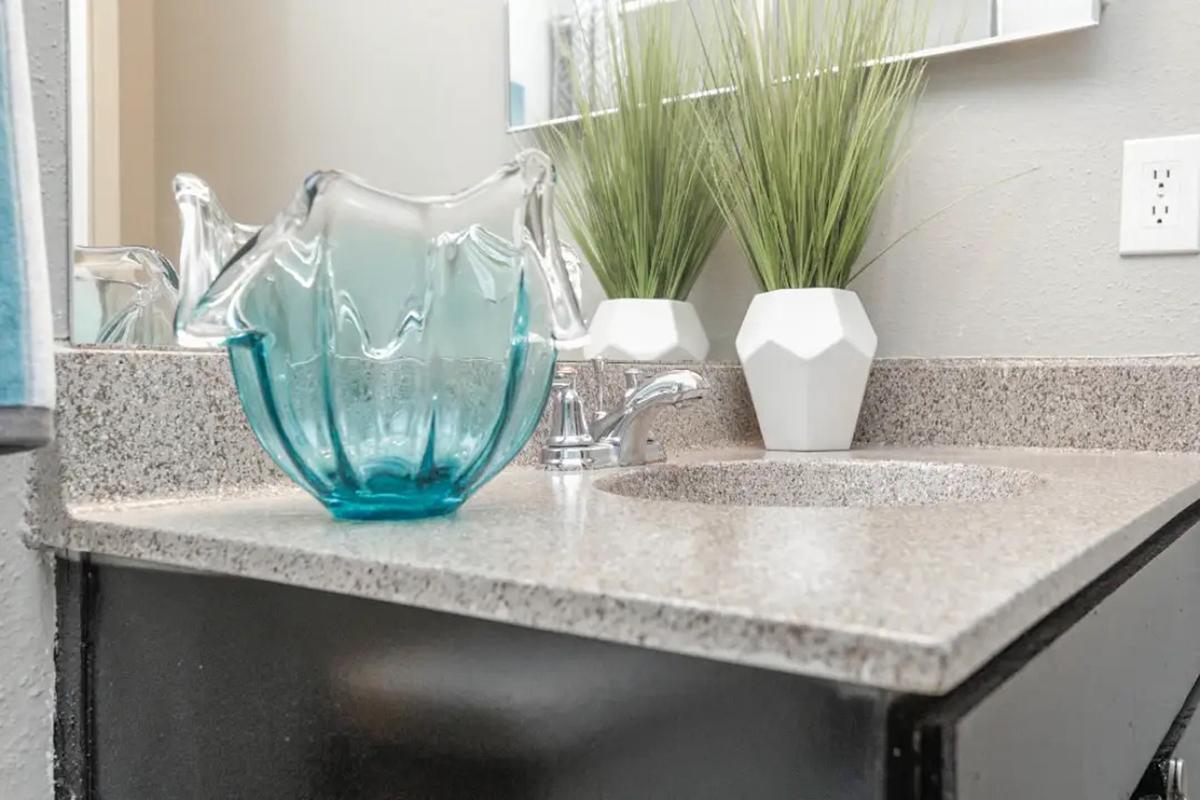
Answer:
540;439;666;471
541;442;618;471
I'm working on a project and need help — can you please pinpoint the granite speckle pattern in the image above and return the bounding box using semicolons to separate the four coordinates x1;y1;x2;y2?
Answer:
54;348;756;502
595;458;1042;507
54;348;287;504
55;350;1200;507
41;446;1200;695
856;356;1200;451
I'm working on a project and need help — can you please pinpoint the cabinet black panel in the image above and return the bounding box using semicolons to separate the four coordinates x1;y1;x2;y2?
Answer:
951;517;1200;800
884;508;1200;800
58;559;892;800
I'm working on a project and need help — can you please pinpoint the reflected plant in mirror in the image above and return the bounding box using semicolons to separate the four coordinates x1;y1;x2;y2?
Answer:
509;0;1101;130
539;1;723;362
701;0;926;451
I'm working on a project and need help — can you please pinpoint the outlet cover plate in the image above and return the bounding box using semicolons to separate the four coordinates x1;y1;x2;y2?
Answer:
1120;135;1200;256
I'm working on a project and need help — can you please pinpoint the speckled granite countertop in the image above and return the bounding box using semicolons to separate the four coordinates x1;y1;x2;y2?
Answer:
31;445;1200;696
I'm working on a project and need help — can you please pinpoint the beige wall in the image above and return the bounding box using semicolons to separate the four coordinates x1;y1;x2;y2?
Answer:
88;0;119;244
117;0;156;246
151;0;519;263
87;0;156;247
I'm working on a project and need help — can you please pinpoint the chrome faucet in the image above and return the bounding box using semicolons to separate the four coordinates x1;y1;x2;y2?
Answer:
541;359;709;470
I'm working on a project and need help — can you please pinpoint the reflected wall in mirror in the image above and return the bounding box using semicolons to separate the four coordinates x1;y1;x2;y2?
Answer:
506;0;1101;130
69;0;524;347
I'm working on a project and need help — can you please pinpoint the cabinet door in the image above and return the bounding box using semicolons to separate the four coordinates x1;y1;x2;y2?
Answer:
59;558;897;800
953;517;1200;800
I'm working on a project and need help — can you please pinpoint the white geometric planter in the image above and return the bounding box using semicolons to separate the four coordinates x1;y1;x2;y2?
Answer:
583;299;710;362
736;288;877;451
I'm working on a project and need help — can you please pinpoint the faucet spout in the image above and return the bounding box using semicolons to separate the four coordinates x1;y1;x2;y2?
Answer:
591;369;709;466
540;365;709;470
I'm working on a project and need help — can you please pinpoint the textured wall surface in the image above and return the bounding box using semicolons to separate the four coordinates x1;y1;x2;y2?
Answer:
854;0;1200;358
0;3;68;799
690;0;1200;358
25;0;68;338
0;453;55;800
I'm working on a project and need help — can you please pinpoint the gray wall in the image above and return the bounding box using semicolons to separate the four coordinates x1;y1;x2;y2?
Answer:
0;455;55;800
691;0;1200;358
0;2;67;799
855;0;1200;358
26;0;68;339
273;0;1194;361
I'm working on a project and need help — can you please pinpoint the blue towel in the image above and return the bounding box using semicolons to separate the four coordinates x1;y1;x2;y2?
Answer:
0;0;53;453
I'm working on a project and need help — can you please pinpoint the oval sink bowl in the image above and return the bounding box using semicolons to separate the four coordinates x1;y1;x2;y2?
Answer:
594;459;1042;508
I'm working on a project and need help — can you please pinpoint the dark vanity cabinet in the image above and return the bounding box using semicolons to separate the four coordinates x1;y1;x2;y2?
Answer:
54;560;893;800
54;501;1200;800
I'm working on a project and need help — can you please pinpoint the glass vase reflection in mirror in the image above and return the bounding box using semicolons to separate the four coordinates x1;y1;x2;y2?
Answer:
72;246;179;346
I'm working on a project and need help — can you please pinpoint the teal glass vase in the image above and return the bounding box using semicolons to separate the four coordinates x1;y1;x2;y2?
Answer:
175;151;587;520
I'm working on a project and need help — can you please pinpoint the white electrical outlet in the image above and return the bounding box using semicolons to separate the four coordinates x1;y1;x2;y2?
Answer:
1120;135;1200;255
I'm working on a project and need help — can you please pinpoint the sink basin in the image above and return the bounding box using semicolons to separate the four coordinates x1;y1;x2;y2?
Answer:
594;459;1042;508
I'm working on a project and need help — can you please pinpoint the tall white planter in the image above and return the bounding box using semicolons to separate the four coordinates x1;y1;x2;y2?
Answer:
736;289;877;451
583;299;710;362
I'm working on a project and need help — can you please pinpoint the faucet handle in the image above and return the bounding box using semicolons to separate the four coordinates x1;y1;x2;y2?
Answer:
547;365;592;447
553;363;577;388
623;367;647;394
591;357;606;419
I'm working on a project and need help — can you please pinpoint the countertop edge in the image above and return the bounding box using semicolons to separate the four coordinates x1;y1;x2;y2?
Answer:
31;449;1200;698
928;479;1200;693
41;511;957;694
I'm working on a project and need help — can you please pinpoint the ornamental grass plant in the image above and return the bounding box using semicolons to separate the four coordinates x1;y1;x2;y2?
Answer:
699;0;927;291
541;3;725;301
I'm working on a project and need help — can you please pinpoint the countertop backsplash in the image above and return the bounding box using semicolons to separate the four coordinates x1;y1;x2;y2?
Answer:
41;347;1200;508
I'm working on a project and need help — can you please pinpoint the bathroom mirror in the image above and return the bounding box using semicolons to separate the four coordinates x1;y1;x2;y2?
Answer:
66;0;1102;359
506;0;1102;130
